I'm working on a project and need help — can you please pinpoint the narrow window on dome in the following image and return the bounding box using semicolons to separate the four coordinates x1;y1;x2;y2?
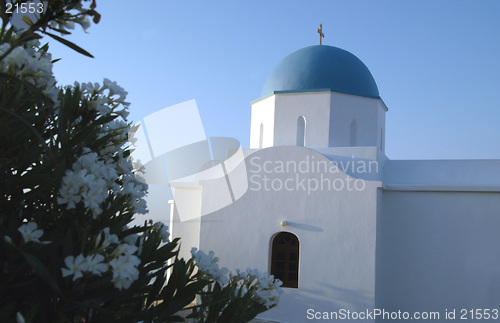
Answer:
259;123;264;149
296;116;306;147
380;128;384;151
271;232;299;288
350;119;358;146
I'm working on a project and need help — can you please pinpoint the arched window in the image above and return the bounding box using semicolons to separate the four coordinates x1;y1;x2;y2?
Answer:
349;119;357;146
259;123;264;149
271;232;299;288
296;116;306;147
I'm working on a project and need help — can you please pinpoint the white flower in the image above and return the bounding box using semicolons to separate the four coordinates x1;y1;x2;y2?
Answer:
0;43;11;56
58;151;122;217
86;254;108;276
255;287;281;308
133;198;148;214
97;227;119;248
16;312;25;323
18;222;43;243
234;279;248;297
112;243;138;257
57;169;88;209
103;78;127;101
123;233;138;246
5;47;28;69
191;248;230;287
123;233;143;254
252;271;283;308
214;267;230;286
230;268;282;308
112;276;134;290
64;21;75;30
153;222;169;242
57;173;83;209
122;181;143;197
78;17;91;32
61;254;88;281
79;81;100;94
81;180;107;217
109;254;140;290
118;155;133;173
0;41;57;96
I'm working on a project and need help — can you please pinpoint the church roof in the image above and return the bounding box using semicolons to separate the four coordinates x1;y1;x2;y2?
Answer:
261;45;380;99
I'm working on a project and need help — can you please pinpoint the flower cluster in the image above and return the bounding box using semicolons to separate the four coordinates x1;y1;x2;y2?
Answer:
46;0;98;35
153;221;170;243
57;89;148;217
0;40;59;103
191;248;283;309
57;76;148;215
57;152;111;217
232;268;283;308
74;78;130;118
191;248;229;287
0;3;280;319
61;227;142;290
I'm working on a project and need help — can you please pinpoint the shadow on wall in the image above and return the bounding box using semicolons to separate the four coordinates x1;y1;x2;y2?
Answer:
283;221;324;232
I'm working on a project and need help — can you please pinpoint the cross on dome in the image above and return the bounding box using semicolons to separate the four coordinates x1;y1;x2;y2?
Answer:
317;24;324;45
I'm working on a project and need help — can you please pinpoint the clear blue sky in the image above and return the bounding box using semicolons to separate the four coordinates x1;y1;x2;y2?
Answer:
49;0;500;160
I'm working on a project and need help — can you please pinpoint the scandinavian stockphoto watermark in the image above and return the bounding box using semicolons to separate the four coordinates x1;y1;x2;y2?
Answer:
127;100;248;222
249;155;379;195
127;100;380;220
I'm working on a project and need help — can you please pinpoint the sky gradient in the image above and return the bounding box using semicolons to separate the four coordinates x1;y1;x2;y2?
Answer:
48;0;500;160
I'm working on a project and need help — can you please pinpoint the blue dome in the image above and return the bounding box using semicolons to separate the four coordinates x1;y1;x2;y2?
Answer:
261;45;379;99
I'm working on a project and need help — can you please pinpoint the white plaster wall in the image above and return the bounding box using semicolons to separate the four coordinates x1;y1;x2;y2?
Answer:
169;185;202;261
250;96;276;149
330;93;384;148
383;159;500;187
377;190;500;322
198;147;380;322
313;146;385;182
273;92;332;147
251;92;386;151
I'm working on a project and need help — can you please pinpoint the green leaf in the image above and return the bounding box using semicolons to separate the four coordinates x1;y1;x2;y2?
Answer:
0;106;53;161
0;72;54;103
0;303;16;322
21;251;61;294
146;269;166;308
43;31;94;58
3;26;14;43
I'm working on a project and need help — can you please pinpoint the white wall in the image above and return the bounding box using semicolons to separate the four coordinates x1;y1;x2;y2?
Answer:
169;185;202;261
383;159;500;187
329;93;385;148
169;146;500;322
198;146;381;322
273;92;332;147
250;96;276;148
251;91;386;151
377;190;500;322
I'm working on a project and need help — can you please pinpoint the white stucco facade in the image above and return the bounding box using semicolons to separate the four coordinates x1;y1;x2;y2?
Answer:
169;45;500;322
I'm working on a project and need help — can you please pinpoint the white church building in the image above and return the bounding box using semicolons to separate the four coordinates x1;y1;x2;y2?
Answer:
169;44;500;322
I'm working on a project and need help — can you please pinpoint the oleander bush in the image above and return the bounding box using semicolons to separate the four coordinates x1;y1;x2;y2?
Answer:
0;1;281;322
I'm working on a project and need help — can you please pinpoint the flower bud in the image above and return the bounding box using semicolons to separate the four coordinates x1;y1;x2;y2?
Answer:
3;235;13;245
